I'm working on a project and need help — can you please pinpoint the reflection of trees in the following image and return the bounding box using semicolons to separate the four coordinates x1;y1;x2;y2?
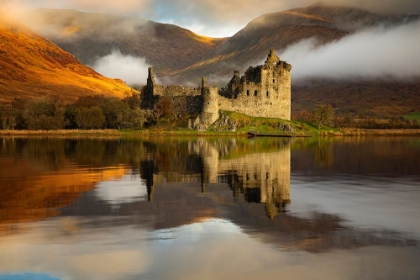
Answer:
292;137;420;176
0;138;137;230
0;138;67;171
2;137;416;253
314;140;333;167
0;137;291;231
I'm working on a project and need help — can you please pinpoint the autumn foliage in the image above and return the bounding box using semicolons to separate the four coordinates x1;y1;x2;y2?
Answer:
0;94;148;130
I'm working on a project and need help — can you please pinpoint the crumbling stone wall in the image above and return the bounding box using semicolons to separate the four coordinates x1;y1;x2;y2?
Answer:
217;49;291;120
141;49;292;124
169;95;203;115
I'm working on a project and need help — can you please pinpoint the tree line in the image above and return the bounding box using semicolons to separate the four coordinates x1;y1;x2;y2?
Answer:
294;104;420;129
0;94;171;130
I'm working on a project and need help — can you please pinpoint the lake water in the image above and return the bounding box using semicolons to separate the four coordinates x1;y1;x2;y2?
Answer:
0;136;419;280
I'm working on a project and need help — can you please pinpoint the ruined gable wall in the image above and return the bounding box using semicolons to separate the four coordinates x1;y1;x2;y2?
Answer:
141;83;203;115
161;86;202;97
218;65;291;120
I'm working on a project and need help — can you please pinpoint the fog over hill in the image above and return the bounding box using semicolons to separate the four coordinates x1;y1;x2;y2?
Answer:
2;1;420;117
18;8;227;85
3;0;420;36
0;13;135;103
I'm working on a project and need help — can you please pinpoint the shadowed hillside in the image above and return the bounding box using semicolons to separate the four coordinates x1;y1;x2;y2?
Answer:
170;4;418;81
25;9;227;76
0;13;135;103
7;4;420;117
292;78;420;117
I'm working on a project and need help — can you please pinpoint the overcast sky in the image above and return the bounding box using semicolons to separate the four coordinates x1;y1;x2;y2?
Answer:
3;0;420;37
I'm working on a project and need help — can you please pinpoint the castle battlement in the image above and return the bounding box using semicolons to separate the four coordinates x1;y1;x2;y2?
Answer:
141;49;292;126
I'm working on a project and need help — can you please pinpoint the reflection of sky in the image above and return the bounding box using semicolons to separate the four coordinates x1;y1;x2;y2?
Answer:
290;175;420;238
0;218;419;280
94;174;148;206
0;274;59;280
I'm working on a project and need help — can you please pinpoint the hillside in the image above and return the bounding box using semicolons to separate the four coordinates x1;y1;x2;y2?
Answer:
9;4;420;117
25;9;227;75
170;4;418;83
0;14;135;103
292;78;420;117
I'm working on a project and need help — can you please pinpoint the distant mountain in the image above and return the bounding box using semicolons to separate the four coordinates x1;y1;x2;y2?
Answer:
16;5;420;117
25;9;227;75
170;4;418;83
0;14;135;103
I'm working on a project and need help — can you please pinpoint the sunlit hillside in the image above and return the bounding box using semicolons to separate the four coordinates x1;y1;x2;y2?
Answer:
3;4;420;117
24;9;228;74
0;14;135;103
0;155;128;231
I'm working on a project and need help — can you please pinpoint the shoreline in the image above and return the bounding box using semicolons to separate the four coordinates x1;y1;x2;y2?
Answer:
0;128;420;137
331;128;420;136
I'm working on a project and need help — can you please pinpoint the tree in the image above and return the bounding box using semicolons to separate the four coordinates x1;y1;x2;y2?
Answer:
99;98;128;129
74;106;106;129
123;91;141;109
23;96;66;130
119;107;147;129
312;104;334;129
72;95;128;129
0;105;17;130
152;97;173;122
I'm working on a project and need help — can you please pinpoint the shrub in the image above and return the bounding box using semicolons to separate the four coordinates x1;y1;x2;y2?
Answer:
74;106;106;129
23;96;66;130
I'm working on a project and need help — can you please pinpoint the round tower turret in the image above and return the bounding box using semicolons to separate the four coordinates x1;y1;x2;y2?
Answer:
200;86;219;125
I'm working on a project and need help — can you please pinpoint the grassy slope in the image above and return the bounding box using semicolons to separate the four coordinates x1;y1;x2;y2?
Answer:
404;112;420;120
0;14;136;103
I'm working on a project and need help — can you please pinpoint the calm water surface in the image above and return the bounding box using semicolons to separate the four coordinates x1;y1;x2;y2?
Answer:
0;136;419;280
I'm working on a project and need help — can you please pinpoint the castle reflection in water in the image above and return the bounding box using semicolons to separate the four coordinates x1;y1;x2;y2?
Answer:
140;138;291;218
0;137;291;229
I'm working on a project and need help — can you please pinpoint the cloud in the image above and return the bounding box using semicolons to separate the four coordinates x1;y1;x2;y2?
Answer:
146;0;316;37
2;0;150;14
94;175;149;206
2;0;420;37
279;19;420;80
91;50;152;85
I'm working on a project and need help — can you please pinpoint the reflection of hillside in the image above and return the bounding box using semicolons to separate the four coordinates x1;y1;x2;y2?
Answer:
292;137;420;177
1;137;417;253
0;138;131;233
60;137;418;253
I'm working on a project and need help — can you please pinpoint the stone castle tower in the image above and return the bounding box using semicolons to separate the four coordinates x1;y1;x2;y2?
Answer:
217;48;292;120
141;49;292;125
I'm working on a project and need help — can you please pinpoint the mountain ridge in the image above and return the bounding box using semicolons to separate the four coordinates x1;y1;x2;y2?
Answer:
3;4;420;117
0;13;135;103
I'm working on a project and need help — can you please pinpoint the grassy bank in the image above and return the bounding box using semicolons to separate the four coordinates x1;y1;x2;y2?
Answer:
2;127;420;137
332;128;420;136
1;110;420;137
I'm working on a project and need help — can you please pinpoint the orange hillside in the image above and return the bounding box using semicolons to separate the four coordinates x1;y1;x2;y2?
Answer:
0;13;136;103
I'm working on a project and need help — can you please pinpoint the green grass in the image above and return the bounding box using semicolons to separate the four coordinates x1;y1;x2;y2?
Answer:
404;112;420;120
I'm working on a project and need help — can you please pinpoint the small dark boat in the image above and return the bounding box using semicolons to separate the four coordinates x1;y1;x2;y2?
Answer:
247;131;293;137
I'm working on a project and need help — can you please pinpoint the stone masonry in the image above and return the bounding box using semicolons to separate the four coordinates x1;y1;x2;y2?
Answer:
141;49;292;126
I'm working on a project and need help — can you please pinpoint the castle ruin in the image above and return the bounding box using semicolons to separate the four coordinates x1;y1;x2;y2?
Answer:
141;49;292;127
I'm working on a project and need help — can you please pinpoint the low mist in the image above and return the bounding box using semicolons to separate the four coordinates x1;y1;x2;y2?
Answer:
279;19;420;81
91;50;152;86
